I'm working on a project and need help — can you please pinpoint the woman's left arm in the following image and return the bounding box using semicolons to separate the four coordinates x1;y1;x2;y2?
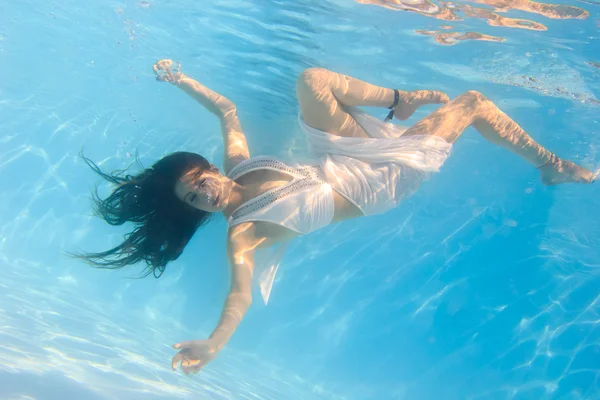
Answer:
170;227;256;374
208;234;254;348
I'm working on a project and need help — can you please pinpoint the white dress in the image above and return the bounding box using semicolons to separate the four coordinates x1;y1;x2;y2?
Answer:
231;107;452;304
300;106;452;216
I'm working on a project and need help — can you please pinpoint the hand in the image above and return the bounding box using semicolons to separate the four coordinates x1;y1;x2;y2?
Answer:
153;59;183;85
171;339;220;374
394;90;450;120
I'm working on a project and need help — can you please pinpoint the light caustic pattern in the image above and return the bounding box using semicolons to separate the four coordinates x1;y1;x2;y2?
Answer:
0;258;342;400
275;191;600;399
1;0;600;399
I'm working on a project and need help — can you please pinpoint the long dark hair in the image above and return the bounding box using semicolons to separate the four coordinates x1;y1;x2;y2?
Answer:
76;151;215;277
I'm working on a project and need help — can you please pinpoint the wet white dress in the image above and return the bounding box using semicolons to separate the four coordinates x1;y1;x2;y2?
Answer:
228;107;452;304
300;106;452;216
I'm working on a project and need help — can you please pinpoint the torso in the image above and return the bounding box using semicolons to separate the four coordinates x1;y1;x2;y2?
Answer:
224;167;362;248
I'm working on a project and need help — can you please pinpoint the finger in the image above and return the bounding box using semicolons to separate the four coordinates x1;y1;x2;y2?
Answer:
190;366;201;374
171;353;184;371
186;359;202;367
190;359;209;374
190;364;203;374
181;362;195;376
173;341;193;349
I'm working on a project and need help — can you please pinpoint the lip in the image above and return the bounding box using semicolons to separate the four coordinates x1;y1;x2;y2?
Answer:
213;194;220;207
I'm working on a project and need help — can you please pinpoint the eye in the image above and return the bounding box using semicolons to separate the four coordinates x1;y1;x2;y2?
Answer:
189;194;197;203
199;179;207;187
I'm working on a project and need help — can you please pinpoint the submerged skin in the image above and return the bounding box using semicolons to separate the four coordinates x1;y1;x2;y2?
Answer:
152;60;595;374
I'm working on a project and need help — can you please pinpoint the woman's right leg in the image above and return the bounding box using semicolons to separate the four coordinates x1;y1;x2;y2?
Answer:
401;90;596;185
296;68;448;138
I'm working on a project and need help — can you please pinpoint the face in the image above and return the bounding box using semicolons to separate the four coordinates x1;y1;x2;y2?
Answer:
174;167;229;212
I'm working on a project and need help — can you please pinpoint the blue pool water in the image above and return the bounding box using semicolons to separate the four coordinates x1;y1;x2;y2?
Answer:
1;0;599;399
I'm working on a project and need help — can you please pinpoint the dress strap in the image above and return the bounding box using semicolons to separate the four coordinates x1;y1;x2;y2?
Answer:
228;156;305;181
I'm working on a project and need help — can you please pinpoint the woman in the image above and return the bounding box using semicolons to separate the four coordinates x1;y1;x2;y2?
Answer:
81;59;596;375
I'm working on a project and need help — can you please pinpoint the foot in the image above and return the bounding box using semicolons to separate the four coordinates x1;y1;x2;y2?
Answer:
394;90;450;120
539;154;596;185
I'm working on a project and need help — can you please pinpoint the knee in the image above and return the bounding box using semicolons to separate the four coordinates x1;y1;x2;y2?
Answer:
461;90;488;103
296;68;331;92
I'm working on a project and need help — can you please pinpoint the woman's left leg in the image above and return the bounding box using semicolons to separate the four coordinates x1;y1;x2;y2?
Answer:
401;90;596;185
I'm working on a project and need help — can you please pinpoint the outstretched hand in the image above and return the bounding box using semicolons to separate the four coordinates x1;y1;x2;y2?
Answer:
153;59;183;85
171;339;220;375
394;90;450;120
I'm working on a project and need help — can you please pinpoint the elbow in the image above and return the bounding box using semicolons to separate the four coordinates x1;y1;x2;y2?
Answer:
218;99;237;116
231;290;252;308
241;292;252;308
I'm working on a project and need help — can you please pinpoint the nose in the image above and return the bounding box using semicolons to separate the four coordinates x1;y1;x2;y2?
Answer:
205;179;220;192
197;180;219;204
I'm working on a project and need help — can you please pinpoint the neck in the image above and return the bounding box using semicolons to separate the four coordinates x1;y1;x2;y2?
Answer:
221;180;250;218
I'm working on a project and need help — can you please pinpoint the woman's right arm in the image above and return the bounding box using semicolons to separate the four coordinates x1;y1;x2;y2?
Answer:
153;60;250;174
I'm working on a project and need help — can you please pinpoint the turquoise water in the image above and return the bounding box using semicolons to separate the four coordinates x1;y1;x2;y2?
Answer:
1;0;599;399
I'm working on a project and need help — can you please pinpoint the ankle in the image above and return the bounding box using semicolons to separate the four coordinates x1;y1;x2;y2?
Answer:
384;89;401;121
537;152;558;169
